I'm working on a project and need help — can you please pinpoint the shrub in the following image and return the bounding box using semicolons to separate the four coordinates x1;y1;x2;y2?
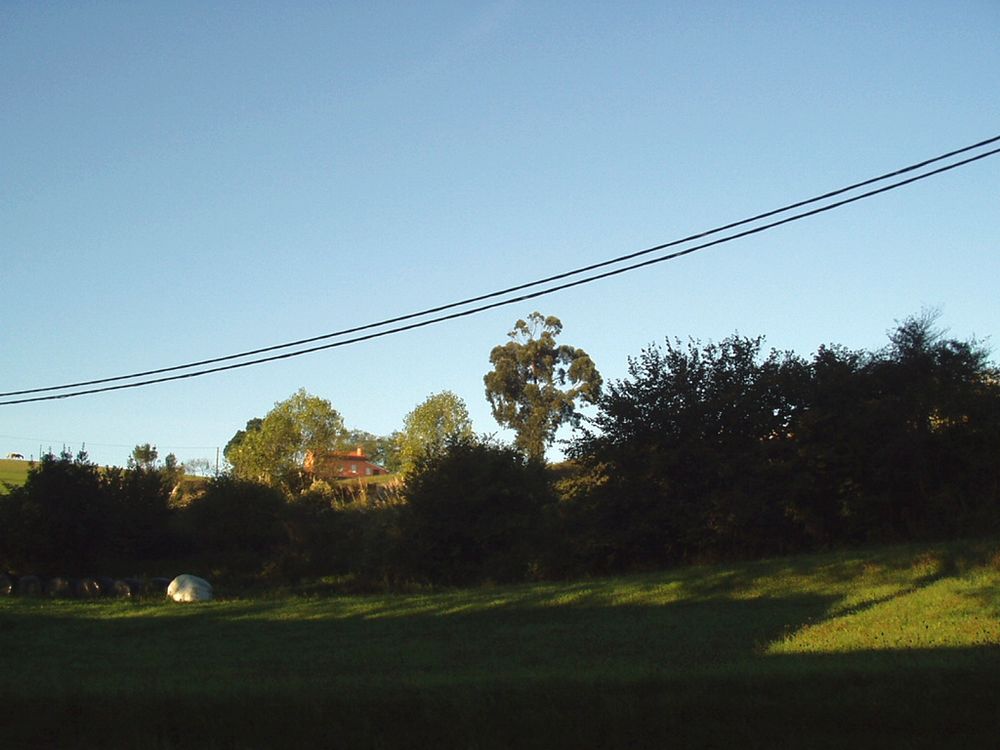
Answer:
0;451;112;573
102;466;175;562
178;476;286;574
399;436;554;585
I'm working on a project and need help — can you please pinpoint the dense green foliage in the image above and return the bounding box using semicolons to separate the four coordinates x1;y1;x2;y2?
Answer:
396;390;474;476
398;436;552;584
180;475;287;568
2;314;997;748
565;313;1000;572
224;392;400;484
222;417;263;460
344;428;402;472
0;450;174;574
224;389;348;492
129;442;159;470
2;314;998;588
484;312;602;460
1;539;999;748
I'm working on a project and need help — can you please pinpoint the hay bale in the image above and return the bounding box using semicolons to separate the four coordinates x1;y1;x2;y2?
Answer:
0;573;14;596
124;578;146;597
111;579;135;598
148;577;171;595
45;577;75;598
95;577;117;596
75;577;102;598
16;575;42;596
167;574;213;602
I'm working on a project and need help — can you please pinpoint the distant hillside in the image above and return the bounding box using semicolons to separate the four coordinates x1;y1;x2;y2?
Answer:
0;458;31;492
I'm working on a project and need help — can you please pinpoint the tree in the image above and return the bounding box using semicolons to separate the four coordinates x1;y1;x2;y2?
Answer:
0;449;115;572
374;432;403;473
183;457;214;477
565;315;1000;565
128;443;183;484
344;429;402;472
484;312;602;461
397;391;474;475
568;334;808;565
161;452;184;485
226;389;347;492
179;475;286;574
224;418;263;461
130;443;158;470
103;462;175;562
399;435;553;584
801;311;1000;540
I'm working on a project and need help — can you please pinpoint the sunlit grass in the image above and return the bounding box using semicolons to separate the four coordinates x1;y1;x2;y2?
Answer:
769;567;1000;654
2;538;999;747
0;458;30;491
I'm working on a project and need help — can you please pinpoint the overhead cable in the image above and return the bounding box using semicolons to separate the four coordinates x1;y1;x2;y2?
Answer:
4;133;998;400
2;138;998;405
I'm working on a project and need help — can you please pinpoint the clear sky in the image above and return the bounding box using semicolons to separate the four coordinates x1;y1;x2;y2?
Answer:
2;1;998;469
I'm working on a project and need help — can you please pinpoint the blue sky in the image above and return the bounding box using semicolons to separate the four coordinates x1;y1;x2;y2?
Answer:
2;1;998;468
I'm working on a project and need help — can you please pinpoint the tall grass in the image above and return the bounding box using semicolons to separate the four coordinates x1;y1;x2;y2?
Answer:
1;538;999;748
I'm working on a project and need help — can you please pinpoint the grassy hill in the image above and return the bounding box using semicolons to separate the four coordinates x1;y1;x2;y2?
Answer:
0;460;217;496
1;537;999;748
0;458;31;491
0;459;399;495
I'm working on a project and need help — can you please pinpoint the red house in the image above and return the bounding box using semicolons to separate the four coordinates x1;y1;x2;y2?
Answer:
304;447;390;480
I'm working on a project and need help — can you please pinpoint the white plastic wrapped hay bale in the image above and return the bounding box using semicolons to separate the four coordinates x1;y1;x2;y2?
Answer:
166;574;213;602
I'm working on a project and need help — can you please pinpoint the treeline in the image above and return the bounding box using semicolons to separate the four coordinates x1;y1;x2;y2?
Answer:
562;314;1000;572
2;314;998;586
0;454;176;575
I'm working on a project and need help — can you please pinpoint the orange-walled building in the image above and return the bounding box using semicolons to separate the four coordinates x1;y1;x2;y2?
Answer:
304;447;390;480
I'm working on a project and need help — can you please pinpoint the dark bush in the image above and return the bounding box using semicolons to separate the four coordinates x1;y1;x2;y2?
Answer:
177;475;286;574
265;488;351;581
102;466;175;562
565;315;1000;571
567;335;807;569
399;436;554;585
16;575;42;596
0;451;112;573
0;451;181;574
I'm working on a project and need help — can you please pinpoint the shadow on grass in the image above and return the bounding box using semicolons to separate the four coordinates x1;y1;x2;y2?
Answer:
2;589;1000;748
0;593;836;688
713;542;990;591
1;650;998;749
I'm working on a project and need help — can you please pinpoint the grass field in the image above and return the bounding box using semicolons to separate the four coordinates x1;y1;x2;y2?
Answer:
2;538;1000;748
0;458;31;491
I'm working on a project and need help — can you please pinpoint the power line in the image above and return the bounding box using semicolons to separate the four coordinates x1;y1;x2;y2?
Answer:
4;134;998;401
2;139;998;405
0;434;218;451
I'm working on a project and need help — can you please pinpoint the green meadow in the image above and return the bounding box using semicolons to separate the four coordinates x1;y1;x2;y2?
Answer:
0;458;30;492
2;538;999;748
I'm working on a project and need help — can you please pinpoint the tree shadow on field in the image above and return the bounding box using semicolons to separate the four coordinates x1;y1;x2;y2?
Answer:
0;591;837;687
1;591;1000;749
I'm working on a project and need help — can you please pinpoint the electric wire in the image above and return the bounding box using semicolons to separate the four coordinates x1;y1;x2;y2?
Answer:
2;143;997;406
3;133;998;400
